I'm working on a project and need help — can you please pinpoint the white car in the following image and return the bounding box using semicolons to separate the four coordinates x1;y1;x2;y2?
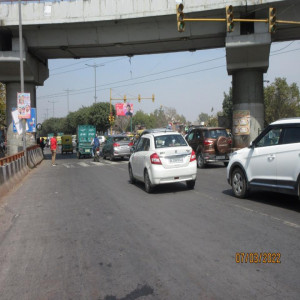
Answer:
128;131;197;193
227;117;300;199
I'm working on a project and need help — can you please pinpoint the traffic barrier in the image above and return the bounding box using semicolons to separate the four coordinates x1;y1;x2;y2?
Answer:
0;145;44;197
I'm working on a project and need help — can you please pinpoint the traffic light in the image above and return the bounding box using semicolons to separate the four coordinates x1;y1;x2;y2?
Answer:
111;116;115;122
176;4;185;32
269;7;276;33
108;115;111;122
226;5;234;32
123;95;127;103
138;94;141;103
152;94;155;103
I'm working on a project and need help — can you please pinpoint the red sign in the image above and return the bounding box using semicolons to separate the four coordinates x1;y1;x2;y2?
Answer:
115;103;133;116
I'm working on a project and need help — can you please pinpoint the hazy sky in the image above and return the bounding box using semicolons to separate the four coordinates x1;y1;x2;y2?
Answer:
36;40;300;124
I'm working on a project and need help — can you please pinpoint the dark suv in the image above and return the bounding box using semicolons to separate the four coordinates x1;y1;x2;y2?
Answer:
186;127;232;168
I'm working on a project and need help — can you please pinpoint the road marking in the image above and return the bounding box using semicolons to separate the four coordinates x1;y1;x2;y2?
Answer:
90;162;105;166
63;164;71;168
234;204;300;229
77;162;90;167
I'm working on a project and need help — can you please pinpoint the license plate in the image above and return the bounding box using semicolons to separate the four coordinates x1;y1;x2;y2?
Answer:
216;155;225;159
85;149;90;153
170;158;183;163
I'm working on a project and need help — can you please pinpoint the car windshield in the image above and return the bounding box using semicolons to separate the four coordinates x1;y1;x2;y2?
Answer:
113;136;130;142
154;134;187;148
204;129;228;139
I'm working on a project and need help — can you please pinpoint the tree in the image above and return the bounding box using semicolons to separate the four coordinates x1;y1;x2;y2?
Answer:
0;82;6;127
197;112;209;124
222;87;233;128
153;107;167;128
264;77;300;125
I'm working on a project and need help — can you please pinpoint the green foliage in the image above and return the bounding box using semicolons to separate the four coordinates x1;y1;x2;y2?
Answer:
40;102;113;136
197;112;209;124
222;87;233;127
152;107;167;128
264;78;300;125
0;82;6;127
131;110;156;130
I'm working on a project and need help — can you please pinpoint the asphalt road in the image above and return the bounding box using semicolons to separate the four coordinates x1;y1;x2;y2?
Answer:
0;149;299;300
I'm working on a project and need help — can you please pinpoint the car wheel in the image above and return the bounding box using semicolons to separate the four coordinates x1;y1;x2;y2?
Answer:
224;162;229;167
144;170;153;193
186;180;196;189
197;153;206;168
128;164;136;184
231;167;248;198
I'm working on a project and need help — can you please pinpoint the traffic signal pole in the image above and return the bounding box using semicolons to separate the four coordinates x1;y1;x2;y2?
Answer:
109;89;155;134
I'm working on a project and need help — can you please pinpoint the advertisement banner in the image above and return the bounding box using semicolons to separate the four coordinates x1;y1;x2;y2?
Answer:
233;110;250;135
17;92;31;119
13;108;36;133
115;103;133;116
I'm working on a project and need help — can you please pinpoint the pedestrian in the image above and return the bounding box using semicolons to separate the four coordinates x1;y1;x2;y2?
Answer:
40;137;45;155
50;133;57;166
91;134;100;157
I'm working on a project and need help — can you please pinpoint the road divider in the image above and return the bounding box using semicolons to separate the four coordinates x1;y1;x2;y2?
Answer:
0;145;44;197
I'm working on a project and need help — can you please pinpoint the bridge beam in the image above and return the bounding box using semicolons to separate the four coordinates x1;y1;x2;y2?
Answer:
226;33;271;148
0;38;49;155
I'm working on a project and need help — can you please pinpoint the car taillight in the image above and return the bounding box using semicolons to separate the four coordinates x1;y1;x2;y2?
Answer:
150;153;162;165
128;142;134;146
96;147;99;151
113;143;120;147
204;139;214;146
190;150;196;162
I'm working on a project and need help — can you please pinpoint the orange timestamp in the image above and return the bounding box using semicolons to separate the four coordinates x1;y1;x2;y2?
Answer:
235;252;281;264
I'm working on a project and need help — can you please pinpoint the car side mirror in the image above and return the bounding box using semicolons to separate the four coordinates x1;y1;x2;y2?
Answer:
130;146;136;153
249;141;255;148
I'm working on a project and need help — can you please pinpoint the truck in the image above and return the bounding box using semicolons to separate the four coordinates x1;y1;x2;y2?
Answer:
76;125;96;159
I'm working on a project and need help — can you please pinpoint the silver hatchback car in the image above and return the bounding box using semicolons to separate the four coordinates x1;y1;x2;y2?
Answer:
102;135;133;161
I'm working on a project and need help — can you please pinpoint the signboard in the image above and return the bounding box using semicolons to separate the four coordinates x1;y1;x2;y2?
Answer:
17;92;31;119
233;110;250;135
115;103;133;116
13;108;36;133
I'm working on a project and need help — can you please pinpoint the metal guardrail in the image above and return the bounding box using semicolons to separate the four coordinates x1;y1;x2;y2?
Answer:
0;144;40;166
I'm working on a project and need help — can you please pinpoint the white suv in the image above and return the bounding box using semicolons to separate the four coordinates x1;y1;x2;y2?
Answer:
129;131;197;193
227;118;300;199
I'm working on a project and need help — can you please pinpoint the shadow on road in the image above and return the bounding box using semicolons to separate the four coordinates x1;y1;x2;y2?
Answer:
223;189;300;212
130;180;192;195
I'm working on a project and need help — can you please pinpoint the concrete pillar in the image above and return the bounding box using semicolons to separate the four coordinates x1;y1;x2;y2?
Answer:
232;69;264;148
6;82;37;155
226;32;271;148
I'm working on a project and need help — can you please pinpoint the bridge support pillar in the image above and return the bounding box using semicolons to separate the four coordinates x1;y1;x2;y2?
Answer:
6;83;37;155
0;37;49;155
226;33;271;148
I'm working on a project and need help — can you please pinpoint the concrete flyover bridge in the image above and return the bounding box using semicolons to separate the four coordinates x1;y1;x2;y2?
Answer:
0;0;300;153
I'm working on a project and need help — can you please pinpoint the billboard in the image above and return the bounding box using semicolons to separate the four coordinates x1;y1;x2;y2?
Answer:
115;103;133;116
17;92;31;119
233;110;250;135
13;108;36;134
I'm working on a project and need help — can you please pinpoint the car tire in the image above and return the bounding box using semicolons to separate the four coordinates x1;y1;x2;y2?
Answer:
197;153;206;168
128;164;136;184
224;162;229;167
186;180;196;189
144;170;153;193
231;167;248;198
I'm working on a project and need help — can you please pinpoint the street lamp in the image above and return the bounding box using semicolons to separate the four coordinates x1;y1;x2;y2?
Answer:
85;63;104;103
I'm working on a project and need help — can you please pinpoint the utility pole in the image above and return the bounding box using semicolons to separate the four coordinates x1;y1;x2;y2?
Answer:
45;108;49;120
85;63;104;103
64;89;73;114
48;100;59;118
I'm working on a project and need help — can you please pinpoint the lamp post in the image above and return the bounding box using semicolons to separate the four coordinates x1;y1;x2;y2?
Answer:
48;100;59;118
64;89;73;114
85;63;104;103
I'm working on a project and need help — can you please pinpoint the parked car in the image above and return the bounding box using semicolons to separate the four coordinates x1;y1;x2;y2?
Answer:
227;117;300;199
102;135;133;161
186;127;232;168
128;131;197;193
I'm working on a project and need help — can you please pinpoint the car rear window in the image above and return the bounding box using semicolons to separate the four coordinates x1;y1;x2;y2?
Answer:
204;129;228;139
113;136;130;142
155;135;187;148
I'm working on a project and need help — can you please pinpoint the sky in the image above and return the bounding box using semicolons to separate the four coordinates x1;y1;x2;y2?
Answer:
36;40;300;124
